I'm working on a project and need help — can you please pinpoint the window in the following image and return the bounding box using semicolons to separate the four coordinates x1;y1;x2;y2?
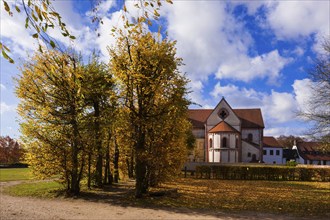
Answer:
218;108;229;120
222;137;227;148
270;150;274;155
209;138;213;149
247;152;251;157
263;150;267;155
248;133;253;142
276;150;280;156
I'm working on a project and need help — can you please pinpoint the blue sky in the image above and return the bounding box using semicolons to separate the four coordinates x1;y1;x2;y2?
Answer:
1;0;329;139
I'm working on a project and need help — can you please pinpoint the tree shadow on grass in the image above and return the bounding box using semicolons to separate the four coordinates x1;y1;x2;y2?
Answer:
65;181;321;220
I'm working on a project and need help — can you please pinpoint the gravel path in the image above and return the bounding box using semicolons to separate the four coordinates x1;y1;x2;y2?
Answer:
0;181;321;220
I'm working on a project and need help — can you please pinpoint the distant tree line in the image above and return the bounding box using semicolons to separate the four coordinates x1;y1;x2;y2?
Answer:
0;136;25;164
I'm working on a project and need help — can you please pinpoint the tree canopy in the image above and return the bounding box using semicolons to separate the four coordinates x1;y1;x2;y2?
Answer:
109;25;191;197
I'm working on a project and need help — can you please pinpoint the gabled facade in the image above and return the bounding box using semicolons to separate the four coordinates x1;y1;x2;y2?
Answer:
188;98;265;163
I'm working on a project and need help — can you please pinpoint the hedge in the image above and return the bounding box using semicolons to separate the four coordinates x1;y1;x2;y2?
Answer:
195;165;330;182
0;163;29;168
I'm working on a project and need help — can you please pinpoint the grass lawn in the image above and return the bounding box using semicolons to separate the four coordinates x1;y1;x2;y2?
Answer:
4;181;63;198
0;168;33;182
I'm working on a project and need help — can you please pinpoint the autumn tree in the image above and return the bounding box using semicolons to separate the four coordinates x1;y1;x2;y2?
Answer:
16;51;89;195
109;25;191;198
0;136;25;164
80;56;117;187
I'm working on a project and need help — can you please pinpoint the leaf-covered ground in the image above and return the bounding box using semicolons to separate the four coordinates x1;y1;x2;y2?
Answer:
146;178;330;218
4;177;330;218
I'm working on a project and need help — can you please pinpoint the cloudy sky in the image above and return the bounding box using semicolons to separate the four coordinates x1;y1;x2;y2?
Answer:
1;0;329;139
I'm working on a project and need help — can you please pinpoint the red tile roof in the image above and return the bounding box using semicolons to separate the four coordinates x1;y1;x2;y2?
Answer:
263;136;282;148
233;109;264;128
188;108;264;129
297;141;330;161
188;109;212;128
209;121;239;133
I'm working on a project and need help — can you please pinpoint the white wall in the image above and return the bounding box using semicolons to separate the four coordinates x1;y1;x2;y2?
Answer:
263;147;283;164
242;129;261;143
242;141;260;163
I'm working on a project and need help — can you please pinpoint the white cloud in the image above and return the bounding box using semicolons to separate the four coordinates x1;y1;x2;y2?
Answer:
0;3;37;57
263;90;296;123
0;102;14;115
85;1;117;20
209;81;302;125
162;1;291;91
266;1;329;40
216;50;292;83
209;78;319;128
292;78;314;113
0;84;6;90
264;126;306;137
293;46;304;57
240;1;329;56
164;1;249;81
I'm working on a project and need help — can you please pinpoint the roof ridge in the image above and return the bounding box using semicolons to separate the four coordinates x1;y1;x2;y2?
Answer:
233;108;261;110
209;121;239;133
188;109;213;110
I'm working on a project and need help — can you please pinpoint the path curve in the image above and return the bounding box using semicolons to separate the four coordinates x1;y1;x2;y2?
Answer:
0;181;320;220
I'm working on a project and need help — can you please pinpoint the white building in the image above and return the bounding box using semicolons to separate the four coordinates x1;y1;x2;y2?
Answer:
188;98;265;163
263;136;283;164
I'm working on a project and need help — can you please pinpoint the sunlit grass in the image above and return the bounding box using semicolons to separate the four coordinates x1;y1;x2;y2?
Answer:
4;181;63;198
0;168;33;182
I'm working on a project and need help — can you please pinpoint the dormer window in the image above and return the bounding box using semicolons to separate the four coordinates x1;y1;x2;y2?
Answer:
218;108;229;120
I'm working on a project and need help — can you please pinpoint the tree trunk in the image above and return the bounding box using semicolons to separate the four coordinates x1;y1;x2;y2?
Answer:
135;128;147;198
114;138;119;183
94;100;103;187
104;137;113;185
87;152;91;189
70;120;80;196
135;157;147;198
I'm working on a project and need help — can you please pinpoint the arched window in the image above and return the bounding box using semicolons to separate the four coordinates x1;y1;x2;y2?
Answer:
209;138;213;149
248;133;253;142
222;137;227;148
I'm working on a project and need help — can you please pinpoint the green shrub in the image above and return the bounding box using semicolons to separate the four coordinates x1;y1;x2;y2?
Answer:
286;161;298;167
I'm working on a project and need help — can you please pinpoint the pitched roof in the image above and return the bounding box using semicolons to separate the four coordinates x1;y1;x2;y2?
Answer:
188;109;212;128
263;136;282;148
188;108;264;129
233;109;264;128
296;141;330;161
209;121;239;133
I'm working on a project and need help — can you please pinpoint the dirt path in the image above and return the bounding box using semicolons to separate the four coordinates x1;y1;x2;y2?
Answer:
0;181;320;220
